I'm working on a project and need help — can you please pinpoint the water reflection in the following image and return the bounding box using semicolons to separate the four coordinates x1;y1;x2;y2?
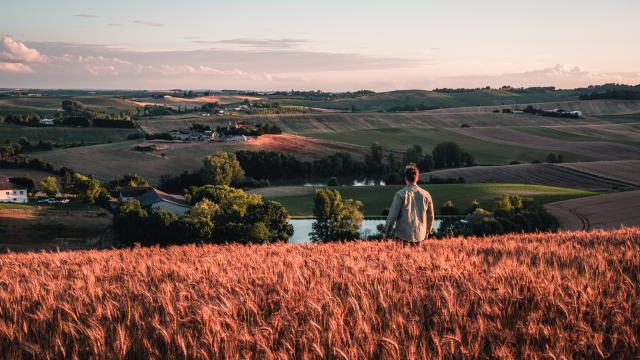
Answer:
288;218;441;244
303;179;386;187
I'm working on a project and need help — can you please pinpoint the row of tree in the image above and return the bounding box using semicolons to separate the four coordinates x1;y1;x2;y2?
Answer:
437;195;559;237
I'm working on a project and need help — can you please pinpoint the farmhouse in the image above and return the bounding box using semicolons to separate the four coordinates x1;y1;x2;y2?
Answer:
118;186;151;202
168;130;207;142
123;188;191;216
0;177;28;203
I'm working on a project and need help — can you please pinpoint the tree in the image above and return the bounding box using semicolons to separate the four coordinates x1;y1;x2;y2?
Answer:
61;100;83;113
432;142;464;168
386;153;400;173
494;194;514;217
72;173;105;204
461;152;475;167
418;154;435;172
40;176;59;198
201;152;245;186
364;142;385;174
403;145;423;165
327;177;339;187
113;200;149;245
440;200;461;216
189;185;292;244
310;189;363;242
545;153;558;163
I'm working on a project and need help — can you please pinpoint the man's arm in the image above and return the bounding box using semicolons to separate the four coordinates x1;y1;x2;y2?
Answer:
384;193;402;238
425;195;435;240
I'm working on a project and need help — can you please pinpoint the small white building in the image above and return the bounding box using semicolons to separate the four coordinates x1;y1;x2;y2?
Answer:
0;178;28;203
39;118;55;126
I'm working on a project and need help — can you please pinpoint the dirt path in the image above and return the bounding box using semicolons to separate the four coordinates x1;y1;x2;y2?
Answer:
544;190;640;231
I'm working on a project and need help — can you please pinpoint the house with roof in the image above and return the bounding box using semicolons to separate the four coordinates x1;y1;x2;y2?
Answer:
121;187;191;216
118;186;152;203
0;177;28;203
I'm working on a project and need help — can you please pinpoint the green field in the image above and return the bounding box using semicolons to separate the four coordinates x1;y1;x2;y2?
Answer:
0;96;138;116
515;124;640;148
0;124;140;145
515;127;600;141
304;128;589;164
255;183;596;216
597;113;640;124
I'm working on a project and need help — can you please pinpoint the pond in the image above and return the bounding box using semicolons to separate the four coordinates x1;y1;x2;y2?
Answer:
303;179;386;187
289;218;442;244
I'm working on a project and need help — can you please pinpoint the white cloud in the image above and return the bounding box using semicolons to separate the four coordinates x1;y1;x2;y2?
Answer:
133;20;164;28
0;36;47;63
0;62;33;73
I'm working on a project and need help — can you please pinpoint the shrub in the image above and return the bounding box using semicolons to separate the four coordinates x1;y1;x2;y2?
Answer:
440;200;461;216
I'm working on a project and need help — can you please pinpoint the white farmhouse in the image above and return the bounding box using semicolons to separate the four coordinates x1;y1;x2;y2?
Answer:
0;177;28;203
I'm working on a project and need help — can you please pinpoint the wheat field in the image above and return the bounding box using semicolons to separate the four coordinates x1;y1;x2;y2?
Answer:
0;229;638;359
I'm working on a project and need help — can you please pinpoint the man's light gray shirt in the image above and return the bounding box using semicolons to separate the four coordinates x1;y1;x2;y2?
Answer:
384;184;435;242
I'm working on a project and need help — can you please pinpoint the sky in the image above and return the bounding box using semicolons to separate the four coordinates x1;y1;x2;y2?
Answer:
1;0;639;91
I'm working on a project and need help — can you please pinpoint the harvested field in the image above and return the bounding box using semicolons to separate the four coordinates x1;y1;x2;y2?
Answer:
545;190;640;231
452;127;640;160
37;135;368;185
0;229;638;358
424;163;632;190
128;95;262;109
559;160;640;186
541;123;640;145
0;204;112;251
0;168;58;184
137;111;607;135
426;99;640;115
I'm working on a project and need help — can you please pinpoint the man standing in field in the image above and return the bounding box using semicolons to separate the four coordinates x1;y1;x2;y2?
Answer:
384;165;435;244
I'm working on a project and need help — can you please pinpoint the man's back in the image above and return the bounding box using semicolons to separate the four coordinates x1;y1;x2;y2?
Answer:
384;183;434;243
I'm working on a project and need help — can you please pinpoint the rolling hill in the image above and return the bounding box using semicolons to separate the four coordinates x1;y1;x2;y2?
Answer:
272;88;580;111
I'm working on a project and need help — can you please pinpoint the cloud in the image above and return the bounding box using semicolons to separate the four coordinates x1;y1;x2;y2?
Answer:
133;20;165;28
0;38;423;88
107;23;123;27
0;62;33;73
205;38;308;49
75;14;99;18
423;64;640;90
497;64;640;88
1;36;47;63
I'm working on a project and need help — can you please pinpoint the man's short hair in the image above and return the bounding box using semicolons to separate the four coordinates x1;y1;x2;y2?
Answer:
405;165;419;183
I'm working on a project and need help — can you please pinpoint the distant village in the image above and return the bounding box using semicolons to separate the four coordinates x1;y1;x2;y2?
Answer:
163;121;281;143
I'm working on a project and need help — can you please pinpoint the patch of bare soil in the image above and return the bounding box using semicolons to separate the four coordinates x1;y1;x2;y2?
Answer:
559;160;640;186
248;134;369;158
425;163;629;190
544;190;640;231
